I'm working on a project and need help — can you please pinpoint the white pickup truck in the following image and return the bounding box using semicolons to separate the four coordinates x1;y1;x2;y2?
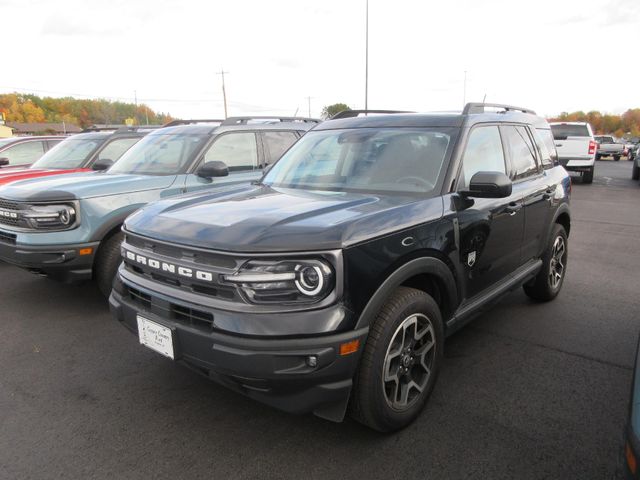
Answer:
550;122;597;184
594;135;625;161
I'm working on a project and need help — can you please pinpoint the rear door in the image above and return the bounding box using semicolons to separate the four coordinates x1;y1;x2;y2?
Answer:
455;124;525;299
502;125;554;263
183;131;263;193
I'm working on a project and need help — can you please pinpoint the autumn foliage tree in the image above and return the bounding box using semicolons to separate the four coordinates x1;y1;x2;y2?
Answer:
548;109;640;138
0;93;172;128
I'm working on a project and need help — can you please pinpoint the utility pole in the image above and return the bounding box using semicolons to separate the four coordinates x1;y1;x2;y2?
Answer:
305;96;312;117
364;0;369;111
463;70;467;108
134;90;138;124
217;69;230;118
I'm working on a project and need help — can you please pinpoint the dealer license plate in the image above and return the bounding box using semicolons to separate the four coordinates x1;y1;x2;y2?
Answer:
137;315;174;360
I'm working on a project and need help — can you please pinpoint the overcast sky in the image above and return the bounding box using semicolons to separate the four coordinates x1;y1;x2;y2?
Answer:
1;0;638;119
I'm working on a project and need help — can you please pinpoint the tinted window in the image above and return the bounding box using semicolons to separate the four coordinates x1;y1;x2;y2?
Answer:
97;137;140;162
551;124;590;139
204;132;258;171
595;136;614;144
0;141;45;165
32;137;103;169
264;128;453;195
503;126;538;180
262;131;298;164
460;126;506;188
108;133;208;175
534;128;558;168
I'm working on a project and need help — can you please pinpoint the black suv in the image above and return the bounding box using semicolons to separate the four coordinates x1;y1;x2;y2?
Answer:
110;104;571;432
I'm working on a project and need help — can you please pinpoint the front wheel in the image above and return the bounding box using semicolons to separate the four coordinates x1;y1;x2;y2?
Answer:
94;231;124;297
614;155;620;161
523;224;568;302
350;287;443;432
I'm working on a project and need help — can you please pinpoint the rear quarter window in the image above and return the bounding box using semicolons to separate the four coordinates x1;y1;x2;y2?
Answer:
534;128;558;168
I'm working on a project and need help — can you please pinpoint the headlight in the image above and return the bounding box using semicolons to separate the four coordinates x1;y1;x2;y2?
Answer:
222;259;334;304
22;203;78;230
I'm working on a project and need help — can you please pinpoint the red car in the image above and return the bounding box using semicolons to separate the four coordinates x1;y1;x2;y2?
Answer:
0;128;152;186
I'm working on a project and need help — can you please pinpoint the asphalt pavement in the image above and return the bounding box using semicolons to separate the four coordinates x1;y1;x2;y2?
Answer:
1;159;639;480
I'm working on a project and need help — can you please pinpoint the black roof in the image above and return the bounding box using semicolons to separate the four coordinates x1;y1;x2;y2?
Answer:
316;104;548;131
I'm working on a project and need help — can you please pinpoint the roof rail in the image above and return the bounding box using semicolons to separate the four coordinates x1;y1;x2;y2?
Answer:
463;103;536;115
82;125;129;132
220;116;320;126
330;109;415;120
162;119;225;127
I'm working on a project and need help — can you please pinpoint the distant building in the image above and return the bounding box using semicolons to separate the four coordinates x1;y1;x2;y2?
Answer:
6;122;82;136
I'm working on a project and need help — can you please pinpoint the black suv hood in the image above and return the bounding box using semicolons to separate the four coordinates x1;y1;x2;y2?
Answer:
125;185;444;252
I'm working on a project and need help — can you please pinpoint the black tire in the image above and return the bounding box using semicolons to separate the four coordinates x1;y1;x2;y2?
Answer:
94;231;124;297
523;224;568;302
595;154;601;161
632;161;640;181
350;286;444;432
614;155;620;161
583;166;594;184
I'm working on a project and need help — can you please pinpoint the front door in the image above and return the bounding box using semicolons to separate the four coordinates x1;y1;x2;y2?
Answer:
456;125;524;299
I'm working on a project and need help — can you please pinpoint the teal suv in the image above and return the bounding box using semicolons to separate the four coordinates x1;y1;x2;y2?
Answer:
0;117;316;295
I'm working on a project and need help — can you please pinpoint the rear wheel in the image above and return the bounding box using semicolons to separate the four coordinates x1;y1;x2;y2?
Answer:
632;161;640;181
583;166;594;184
523;224;568;302
350;287;443;432
94;231;124;297
614;155;620;161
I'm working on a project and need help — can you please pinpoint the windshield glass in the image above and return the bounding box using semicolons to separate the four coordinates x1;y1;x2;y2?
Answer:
263;128;454;195
550;124;590;139
31;137;103;169
107;133;208;175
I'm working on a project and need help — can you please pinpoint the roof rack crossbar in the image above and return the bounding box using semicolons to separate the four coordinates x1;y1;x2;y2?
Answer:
81;125;162;133
330;109;415;120
162;119;225;127
463;103;536;115
220;116;320;126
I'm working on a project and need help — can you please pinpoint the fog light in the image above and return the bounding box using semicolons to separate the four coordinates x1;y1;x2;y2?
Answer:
306;356;318;368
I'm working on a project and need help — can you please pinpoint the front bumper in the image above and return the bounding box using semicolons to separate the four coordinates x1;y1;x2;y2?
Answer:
109;274;368;422
0;232;98;282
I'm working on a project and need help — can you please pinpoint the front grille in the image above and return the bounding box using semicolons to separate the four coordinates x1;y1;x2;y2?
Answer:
126;285;214;332
0;230;16;245
0;216;19;227
0;199;19;210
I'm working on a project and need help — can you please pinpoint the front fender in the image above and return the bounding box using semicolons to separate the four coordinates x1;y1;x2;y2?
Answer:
354;256;458;330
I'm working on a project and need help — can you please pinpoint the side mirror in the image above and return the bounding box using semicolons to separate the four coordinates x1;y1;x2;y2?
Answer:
197;161;229;178
461;171;512;199
92;158;114;171
0;158;9;167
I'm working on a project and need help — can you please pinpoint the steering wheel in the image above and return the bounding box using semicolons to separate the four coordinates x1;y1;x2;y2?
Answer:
395;176;433;189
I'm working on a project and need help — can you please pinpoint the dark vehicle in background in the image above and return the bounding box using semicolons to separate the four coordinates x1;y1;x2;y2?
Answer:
0;117;316;296
623;337;640;478
110;103;571;432
0;127;154;186
0;136;64;169
550;122;596;183
594;135;625;161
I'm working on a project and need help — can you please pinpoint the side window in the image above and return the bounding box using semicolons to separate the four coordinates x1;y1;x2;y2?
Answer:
502;126;539;180
203;132;258;171
1;141;45;165
262;131;298;165
533;128;558;168
460;126;506;188
97;138;139;162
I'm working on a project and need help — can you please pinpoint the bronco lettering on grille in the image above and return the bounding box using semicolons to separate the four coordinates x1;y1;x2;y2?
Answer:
124;249;215;282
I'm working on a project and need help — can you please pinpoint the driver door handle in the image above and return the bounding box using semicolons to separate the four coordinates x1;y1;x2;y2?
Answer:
505;202;522;216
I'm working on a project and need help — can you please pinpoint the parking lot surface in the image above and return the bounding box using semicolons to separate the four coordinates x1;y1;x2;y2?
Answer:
1;160;639;480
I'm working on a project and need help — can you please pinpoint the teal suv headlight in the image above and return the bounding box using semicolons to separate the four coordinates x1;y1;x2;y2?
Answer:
222;259;334;304
22;203;79;230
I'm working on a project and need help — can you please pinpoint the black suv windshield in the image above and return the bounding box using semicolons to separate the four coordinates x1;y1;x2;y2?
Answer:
32;137;103;169
263;128;455;195
108;132;208;175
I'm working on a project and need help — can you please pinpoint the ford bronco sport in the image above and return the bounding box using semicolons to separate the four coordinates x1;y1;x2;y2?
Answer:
0;117;316;296
110;104;571;432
